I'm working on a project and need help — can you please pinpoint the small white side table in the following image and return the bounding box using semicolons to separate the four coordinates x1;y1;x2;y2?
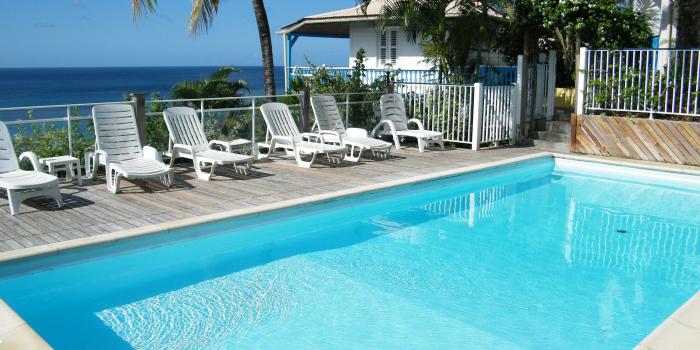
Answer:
39;156;82;186
209;138;259;156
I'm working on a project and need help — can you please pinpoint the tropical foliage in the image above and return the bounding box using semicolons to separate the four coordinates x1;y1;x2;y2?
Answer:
374;0;499;83
289;49;391;129
498;0;652;85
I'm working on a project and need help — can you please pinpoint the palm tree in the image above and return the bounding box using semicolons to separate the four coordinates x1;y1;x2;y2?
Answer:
170;66;250;139
131;0;276;100
170;66;249;108
372;0;498;82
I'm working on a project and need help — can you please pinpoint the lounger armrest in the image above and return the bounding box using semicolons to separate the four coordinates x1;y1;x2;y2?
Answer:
370;119;397;137
172;143;194;155
143;146;164;163
318;130;342;144
407;118;426;130
346;128;369;138
18;152;42;172
270;136;293;146
300;132;325;144
94;150;110;165
208;139;229;151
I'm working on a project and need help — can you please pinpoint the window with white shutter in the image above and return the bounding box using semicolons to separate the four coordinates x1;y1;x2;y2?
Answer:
379;28;398;65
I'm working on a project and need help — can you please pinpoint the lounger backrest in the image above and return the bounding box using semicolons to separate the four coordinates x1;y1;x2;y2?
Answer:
380;93;409;131
0;122;19;173
163;107;210;153
310;95;347;137
259;102;301;138
92;104;143;162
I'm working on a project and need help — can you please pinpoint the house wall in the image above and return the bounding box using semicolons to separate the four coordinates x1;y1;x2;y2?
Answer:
348;22;506;70
348;22;430;70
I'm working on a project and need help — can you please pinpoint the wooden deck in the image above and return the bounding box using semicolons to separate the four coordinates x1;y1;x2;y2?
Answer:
0;146;538;253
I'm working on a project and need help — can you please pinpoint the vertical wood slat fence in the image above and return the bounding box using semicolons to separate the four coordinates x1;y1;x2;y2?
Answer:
576;47;700;118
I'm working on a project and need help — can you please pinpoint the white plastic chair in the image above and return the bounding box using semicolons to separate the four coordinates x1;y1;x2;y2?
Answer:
163;107;255;181
259;102;347;168
371;93;445;152
89;104;173;194
0;122;62;215
310;95;391;162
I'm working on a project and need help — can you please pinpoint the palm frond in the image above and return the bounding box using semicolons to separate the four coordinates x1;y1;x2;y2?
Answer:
188;0;221;34
207;66;240;81
131;0;158;20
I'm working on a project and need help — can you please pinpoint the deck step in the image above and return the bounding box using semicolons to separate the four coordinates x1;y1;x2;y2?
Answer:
533;139;570;153
546;120;571;133
537;131;569;143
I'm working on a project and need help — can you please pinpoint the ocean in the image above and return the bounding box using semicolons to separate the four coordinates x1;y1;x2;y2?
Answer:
0;66;286;120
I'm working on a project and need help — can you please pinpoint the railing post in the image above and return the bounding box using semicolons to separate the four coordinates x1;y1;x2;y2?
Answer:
575;47;588;115
200;99;205;124
546;50;557;120
345;93;350;127
471;83;484;151
511;55;524;143
66;106;73;156
299;86;311;132
130;93;148;146
535;53;546;119
251;98;256;146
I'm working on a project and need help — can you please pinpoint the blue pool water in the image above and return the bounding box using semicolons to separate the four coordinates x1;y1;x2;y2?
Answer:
0;158;698;349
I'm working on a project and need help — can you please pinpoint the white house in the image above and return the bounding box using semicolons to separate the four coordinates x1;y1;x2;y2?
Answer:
278;0;505;91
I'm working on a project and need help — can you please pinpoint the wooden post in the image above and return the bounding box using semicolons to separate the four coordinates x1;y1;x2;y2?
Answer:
130;93;148;146
569;113;578;153
471;83;484;151
511;55;524;143
575;47;588;116
299;87;311;132
535;53;546;119
545;50;557;120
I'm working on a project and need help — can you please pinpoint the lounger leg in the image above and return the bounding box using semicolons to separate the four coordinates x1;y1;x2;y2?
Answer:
7;189;20;216
437;135;445;150
295;150;317;168
392;133;401;151
85;152;98;180
194;160;213;181
106;166;122;194
417;138;427;152
48;185;63;208
161;171;173;188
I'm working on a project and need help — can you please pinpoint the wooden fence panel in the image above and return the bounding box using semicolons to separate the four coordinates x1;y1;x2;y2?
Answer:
572;115;700;166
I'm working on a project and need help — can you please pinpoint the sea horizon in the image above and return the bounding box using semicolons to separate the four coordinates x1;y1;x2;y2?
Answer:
0;66;287;115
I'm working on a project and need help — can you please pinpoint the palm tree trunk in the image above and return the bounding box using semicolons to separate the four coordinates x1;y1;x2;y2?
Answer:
252;0;276;101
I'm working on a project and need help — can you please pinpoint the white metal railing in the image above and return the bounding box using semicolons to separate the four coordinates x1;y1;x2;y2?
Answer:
0;100;133;156
290;66;439;85
1;82;520;160
396;82;516;148
577;47;700;118
397;83;475;144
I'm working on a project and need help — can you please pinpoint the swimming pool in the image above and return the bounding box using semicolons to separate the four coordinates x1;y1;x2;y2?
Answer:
0;156;698;349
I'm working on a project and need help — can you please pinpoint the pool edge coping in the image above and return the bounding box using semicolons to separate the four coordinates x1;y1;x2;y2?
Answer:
0;299;51;349
1;151;699;349
0;151;553;264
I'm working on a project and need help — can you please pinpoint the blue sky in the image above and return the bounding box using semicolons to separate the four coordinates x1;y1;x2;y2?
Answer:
0;0;355;68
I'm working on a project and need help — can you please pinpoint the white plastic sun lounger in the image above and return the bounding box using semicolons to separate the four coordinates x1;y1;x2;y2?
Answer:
90;104;173;194
310;95;391;162
259;102;346;168
0;122;62;215
371;93;445;152
163;107;255;181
